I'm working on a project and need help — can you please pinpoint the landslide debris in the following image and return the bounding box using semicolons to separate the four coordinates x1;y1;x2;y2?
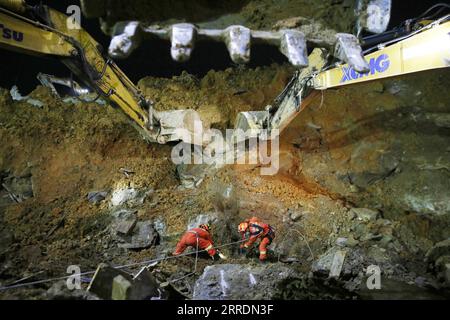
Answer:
0;65;449;300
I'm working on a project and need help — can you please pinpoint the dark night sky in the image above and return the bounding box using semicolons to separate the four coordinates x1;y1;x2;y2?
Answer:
0;0;446;93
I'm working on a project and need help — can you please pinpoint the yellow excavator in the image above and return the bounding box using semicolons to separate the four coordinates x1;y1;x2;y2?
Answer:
236;11;450;137
0;0;449;146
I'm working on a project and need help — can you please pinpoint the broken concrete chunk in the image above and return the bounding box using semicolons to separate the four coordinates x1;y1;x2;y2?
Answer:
193;264;299;300
153;217;166;237
89;263;160;300
176;164;213;189
87;191;108;204
350;208;380;222
115;214;137;236
47;280;99;300
10;86;45;108
0;228;14;253
88;263;134;299
170;23;197;62
118;221;159;249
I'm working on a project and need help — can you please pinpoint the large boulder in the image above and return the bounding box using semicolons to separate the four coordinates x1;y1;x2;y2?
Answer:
193;263;299;300
47;281;99;300
187;213;219;230
118;221;159;249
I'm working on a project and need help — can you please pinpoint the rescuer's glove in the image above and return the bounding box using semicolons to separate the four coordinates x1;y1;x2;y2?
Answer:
217;251;228;260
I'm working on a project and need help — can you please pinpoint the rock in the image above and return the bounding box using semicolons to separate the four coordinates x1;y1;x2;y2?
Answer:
336;236;359;248
0;228;14;253
444;264;450;287
111;187;152;207
115;216;137;235
193;263;299;300
111;275;132;300
329;250;347;278
350;208;380;222
111;209;138;235
312;247;369;278
88;263;160;300
312;248;348;278
153;217;166;236
187;212;219;230
88;263;132;299
425;239;450;263
118;221;159;249
47;280;99;300
176;164;213;189
289;210;303;221
0;173;34;203
366;246;390;264
130;267;161;300
87;191;107;204
414;276;429;288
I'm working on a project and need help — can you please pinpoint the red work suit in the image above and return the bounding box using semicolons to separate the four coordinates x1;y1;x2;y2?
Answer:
242;217;275;261
173;227;216;257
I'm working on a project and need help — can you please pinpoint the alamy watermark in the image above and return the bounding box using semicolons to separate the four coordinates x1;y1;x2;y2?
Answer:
366;265;381;290
66;265;81;290
170;114;280;175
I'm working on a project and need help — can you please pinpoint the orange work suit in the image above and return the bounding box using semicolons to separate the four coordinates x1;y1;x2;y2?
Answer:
173;227;216;257
241;217;275;261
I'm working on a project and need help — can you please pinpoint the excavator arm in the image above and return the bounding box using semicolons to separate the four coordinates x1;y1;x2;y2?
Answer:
0;0;195;144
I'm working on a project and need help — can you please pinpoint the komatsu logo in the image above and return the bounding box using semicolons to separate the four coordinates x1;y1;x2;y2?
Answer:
341;54;390;83
0;23;24;42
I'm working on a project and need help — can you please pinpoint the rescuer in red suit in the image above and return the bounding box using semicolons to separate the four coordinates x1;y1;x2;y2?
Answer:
238;217;275;261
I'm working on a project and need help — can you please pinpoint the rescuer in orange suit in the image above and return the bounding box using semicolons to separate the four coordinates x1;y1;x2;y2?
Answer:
173;224;226;260
238;217;275;261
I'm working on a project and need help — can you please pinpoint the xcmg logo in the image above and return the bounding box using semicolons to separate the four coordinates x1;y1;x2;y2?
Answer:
341;54;390;83
0;23;24;42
